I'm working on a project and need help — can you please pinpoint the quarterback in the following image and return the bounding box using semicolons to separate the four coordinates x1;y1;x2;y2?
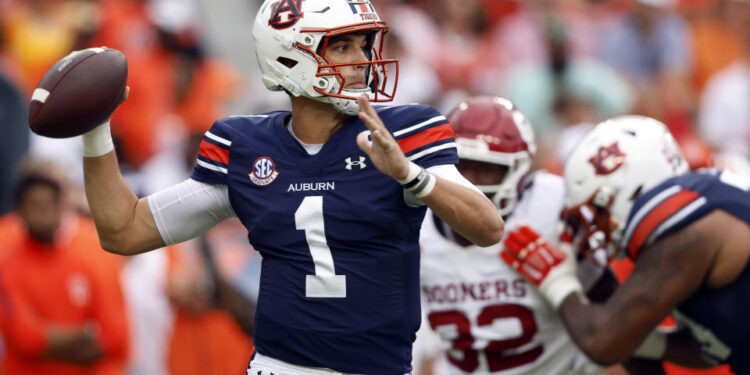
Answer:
77;0;503;374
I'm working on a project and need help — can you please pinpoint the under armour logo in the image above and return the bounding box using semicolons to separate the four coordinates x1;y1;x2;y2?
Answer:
345;156;367;170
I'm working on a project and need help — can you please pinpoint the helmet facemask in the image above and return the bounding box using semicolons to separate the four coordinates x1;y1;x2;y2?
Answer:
560;187;625;269
302;24;398;114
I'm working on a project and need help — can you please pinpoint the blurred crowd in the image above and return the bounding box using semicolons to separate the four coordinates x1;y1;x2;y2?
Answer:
0;0;749;374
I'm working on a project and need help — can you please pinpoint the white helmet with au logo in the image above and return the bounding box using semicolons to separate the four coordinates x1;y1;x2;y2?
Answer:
562;115;689;264
252;0;398;115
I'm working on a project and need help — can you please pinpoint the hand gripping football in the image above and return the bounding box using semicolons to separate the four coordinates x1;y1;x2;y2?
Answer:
28;47;128;138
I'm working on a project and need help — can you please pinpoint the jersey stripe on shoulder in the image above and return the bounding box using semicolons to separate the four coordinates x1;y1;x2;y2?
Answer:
622;185;683;245
647;196;707;247
625;188;702;258
199;140;229;164
205;130;232;146
193;127;231;181
393;115;447;138
393;115;456;163
196;159;228;174
397;123;454;154
407;142;457;162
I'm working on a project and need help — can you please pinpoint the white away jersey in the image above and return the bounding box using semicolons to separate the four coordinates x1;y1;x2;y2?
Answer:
419;172;602;375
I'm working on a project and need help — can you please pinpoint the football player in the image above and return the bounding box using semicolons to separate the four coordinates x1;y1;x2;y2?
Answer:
501;116;750;373
418;97;604;375
77;1;504;374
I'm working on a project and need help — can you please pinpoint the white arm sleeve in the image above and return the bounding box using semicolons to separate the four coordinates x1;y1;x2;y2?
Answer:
404;164;484;206
148;179;237;245
427;164;483;195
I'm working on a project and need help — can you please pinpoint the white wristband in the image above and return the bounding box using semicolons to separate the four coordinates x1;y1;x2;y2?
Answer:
538;243;584;309
398;161;436;199
82;121;114;157
396;162;422;184
540;273;584;309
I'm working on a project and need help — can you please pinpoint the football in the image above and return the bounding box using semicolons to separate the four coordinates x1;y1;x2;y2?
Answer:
28;47;128;138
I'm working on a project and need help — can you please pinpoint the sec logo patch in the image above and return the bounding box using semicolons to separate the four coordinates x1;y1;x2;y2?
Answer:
249;156;279;186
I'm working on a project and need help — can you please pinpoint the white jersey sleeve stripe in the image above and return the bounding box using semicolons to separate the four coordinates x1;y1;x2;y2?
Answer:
196;159;228;174
407;142;457;162
205;130;232;146
393;116;446;138
646;196;707;247
621;184;682;247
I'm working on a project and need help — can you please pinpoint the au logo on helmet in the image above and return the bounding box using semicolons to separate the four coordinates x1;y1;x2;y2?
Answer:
589;142;627;175
269;0;305;30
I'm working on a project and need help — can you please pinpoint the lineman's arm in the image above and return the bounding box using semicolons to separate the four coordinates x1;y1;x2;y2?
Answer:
619;328;713;373
555;212;722;365
355;97;503;247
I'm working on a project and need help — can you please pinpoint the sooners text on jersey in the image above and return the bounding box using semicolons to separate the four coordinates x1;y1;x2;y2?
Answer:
419;172;602;375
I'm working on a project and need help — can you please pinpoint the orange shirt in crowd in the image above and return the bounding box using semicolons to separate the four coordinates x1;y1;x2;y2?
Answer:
0;214;24;260
0;214;128;375
89;0;242;167
168;311;253;375
165;235;254;375
690;18;745;93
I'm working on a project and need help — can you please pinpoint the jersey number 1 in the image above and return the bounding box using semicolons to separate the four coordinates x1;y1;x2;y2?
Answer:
295;196;346;298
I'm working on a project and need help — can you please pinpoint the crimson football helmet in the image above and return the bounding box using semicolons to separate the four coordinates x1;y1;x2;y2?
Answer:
447;96;536;217
252;0;398;115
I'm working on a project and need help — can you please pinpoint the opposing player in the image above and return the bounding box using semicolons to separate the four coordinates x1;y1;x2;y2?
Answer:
77;1;504;374
419;97;603;374
501;116;750;373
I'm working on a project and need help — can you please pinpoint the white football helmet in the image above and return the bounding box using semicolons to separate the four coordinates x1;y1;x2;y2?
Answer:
252;0;398;115
448;97;536;217
562;115;689;262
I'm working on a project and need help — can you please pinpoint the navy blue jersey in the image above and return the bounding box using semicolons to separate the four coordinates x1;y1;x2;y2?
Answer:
191;104;457;374
621;170;750;373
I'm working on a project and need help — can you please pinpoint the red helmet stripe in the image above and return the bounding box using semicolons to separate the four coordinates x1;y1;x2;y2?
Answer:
397;123;454;154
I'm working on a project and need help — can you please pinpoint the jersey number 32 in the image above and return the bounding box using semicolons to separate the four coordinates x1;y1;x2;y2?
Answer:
428;304;543;372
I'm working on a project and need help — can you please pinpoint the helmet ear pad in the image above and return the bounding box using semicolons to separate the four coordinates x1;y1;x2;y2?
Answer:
449;97;536;216
252;0;398;115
